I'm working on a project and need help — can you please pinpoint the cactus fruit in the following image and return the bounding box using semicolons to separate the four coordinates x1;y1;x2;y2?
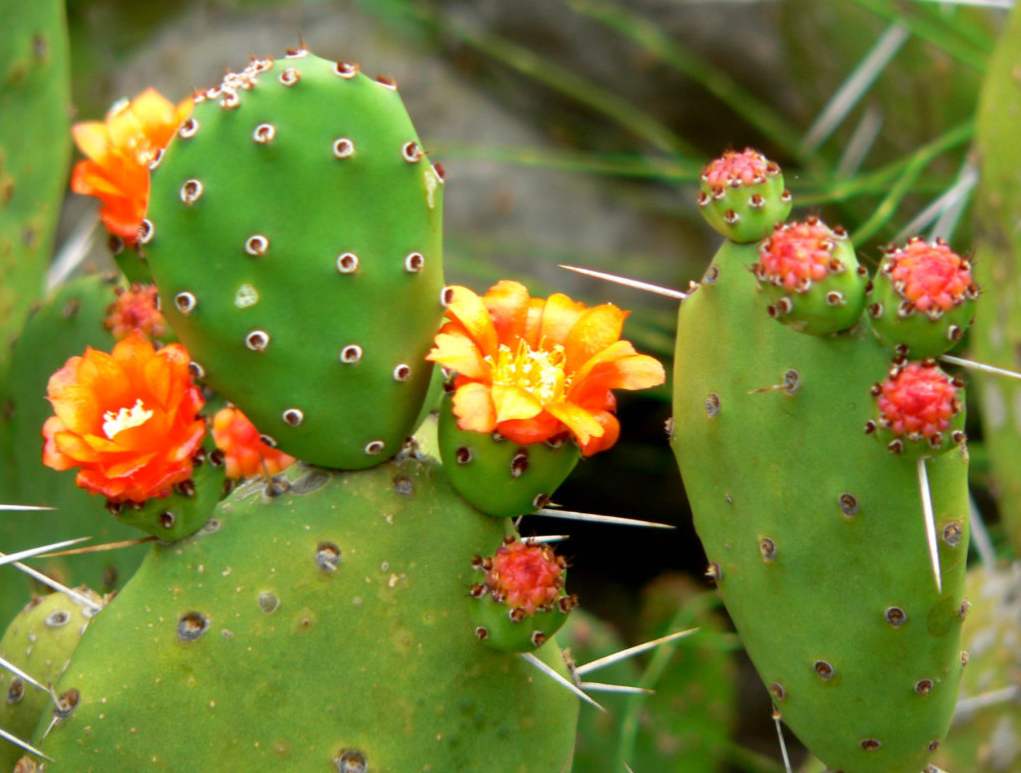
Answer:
0;0;71;358
866;239;978;359
469;537;575;651
143;52;444;470
867;360;967;460
936;563;1021;772
671;151;971;771
35;458;578;770
753;218;867;335
0;276;142;622
438;401;580;517
971;5;1021;553
0;589;104;770
697;149;792;244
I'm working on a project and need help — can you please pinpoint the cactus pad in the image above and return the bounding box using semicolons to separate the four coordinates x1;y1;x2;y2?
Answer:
145;52;445;470
673;237;970;772
36;458;578;770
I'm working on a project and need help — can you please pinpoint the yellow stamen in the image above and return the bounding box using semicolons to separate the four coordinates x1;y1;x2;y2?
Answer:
488;340;571;406
102;398;153;439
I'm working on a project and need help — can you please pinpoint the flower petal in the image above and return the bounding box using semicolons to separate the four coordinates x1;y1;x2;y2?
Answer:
445;286;499;357
497;412;563;446
546;401;605;446
483;280;531;346
565;303;628;371
491;384;543;424
71;122;109;162
539;293;587;347
579;411;620;457
452;382;497;434
426;332;488;378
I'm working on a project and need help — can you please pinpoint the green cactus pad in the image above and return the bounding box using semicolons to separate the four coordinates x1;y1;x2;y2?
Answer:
36;458;578;771
144;52;445;470
0;275;144;623
469;538;574;652
697;149;792;243
0;0;71;360
0;589;103;770
438;396;580;517
753;218;867;336
866;239;978;359
673;239;970;773
867;360;967;461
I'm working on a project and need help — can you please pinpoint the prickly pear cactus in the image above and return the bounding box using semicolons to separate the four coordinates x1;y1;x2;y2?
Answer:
672;153;971;771
936;563;1021;772
0;275;142;622
35;458;578;770
0;589;103;770
0;0;71;358
144;51;445;470
971;5;1021;553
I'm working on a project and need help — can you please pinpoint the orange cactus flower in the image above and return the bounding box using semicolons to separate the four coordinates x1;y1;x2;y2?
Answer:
427;281;665;456
212;406;296;480
104;283;166;340
42;332;205;503
71;88;192;244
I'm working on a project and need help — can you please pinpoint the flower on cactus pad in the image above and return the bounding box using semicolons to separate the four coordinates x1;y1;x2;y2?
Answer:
71;88;192;244
211;406;296;480
104;283;166;340
427;280;665;456
42;331;206;502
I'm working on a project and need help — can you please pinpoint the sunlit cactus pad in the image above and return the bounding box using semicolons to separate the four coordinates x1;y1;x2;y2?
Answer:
145;51;445;469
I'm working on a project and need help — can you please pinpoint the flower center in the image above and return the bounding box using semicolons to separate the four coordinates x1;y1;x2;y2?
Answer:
888;240;972;312
489;340;570;406
102;398;154;439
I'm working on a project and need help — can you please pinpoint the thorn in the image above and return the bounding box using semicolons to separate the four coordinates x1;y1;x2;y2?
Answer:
0;725;52;761
521;534;570;545
0;537;91;568
37;535;156;558
917;458;943;594
559;265;688;301
773;710;793;773
533;508;674;530
575;628;699;676
0;655;49;692
0;504;55;511
519;652;606;712
940;354;1021;382
577;681;654;695
0;555;103;612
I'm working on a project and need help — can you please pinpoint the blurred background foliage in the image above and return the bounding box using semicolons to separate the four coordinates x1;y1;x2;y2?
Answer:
55;0;1011;766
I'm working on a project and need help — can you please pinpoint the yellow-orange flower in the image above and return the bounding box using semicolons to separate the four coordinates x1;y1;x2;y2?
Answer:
42;332;205;502
71;88;192;244
104;283;166;340
212;406;296;480
427;281;665;456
